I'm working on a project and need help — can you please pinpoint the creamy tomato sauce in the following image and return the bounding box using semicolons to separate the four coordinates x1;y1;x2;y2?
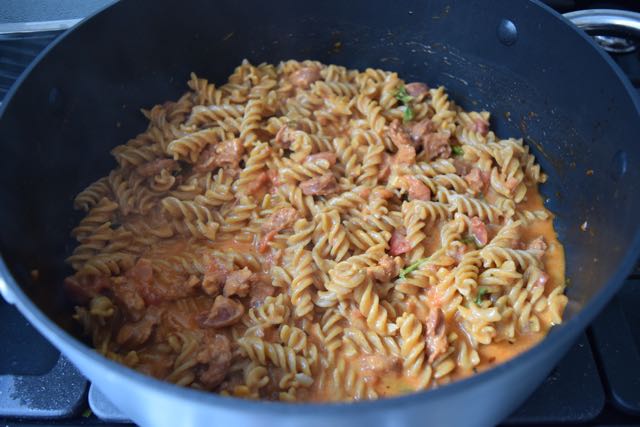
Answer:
64;60;566;402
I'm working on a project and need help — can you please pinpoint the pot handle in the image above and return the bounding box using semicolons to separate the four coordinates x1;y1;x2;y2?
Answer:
564;9;640;53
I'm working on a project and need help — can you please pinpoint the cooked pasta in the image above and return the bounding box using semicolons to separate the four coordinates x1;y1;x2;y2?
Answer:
65;59;566;402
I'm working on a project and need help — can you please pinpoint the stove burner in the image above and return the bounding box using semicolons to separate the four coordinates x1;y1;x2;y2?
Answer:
0;304;87;419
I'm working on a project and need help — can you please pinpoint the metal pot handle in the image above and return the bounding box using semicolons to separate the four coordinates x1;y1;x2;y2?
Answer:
564;9;640;53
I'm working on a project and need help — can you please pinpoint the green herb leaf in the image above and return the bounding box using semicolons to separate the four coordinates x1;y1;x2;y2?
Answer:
403;105;414;123
475;287;488;305
400;258;427;279
394;86;413;104
460;236;477;248
452;145;464;156
82;409;92;418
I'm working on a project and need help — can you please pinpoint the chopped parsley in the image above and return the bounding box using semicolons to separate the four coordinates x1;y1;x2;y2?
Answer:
475;287;488;305
403;105;414;123
395;85;415;123
452;145;464;156
399;258;427;279
460;236;477;247
82;409;92;418
394;86;413;104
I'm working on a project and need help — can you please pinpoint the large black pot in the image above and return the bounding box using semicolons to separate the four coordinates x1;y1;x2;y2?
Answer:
1;0;639;425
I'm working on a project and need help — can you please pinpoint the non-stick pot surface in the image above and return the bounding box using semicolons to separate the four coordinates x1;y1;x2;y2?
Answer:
1;0;639;426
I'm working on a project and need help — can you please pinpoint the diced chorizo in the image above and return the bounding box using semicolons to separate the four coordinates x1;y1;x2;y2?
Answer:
464;168;486;194
195;145;217;172
473;118;489;136
453;158;472;176
214;139;244;168
408;118;436;145
116;322;151;348
305;151;337;167
387;119;412;147
64;275;111;304
404;176;431;201
290;67;322;89
246;171;270;195
113;258;153;319
194;144;219;172
262;207;298;234
136;159;179;177
389;230;412;256
199;296;245;328
128;258;153;285
249;275;277;308
275;125;297;149
422;131;451;161
196;334;232;389
195;139;244;173
425;308;447;363
223;267;253;298
367;255;401;282
258;208;298;253
470;217;488;246
202;257;229;297
112;278;146;321
116;306;162;348
393;144;416;166
300;173;339;196
405;82;429;97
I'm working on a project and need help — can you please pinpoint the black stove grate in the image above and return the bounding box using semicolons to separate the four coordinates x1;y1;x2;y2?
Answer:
1;19;640;427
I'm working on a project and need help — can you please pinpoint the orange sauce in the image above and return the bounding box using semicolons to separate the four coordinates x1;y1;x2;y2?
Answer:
315;186;565;398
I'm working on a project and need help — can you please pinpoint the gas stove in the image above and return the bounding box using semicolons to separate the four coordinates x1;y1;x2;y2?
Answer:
1;2;639;426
